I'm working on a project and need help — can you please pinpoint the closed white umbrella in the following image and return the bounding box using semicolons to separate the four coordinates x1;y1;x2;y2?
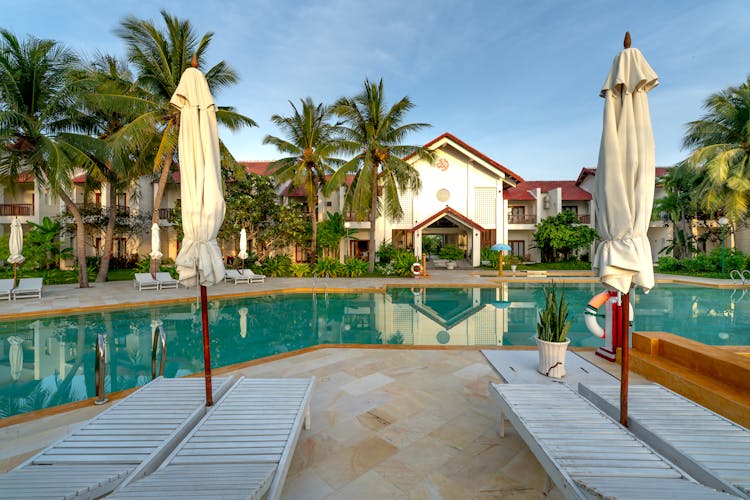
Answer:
239;307;248;339
238;228;248;264
592;32;658;425
170;59;226;406
8;218;25;286
149;223;163;278
7;335;24;381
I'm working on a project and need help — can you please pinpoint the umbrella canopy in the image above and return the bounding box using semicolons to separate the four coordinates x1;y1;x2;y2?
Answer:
592;37;658;294
170;63;226;406
8;218;25;265
490;243;512;252
238;228;248;261
171;67;226;288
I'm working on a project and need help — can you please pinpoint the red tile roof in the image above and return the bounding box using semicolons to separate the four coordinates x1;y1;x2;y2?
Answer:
575;166;671;185
505;181;592;201
406;132;524;183
240;161;272;175
412;206;485;232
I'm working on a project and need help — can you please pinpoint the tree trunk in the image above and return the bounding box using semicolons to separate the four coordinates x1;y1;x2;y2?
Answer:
152;154;174;225
368;166;378;273
96;183;117;282
58;191;89;288
309;173;318;264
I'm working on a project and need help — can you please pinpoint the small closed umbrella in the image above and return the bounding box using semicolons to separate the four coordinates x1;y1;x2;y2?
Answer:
239;307;248;339
592;32;658;425
7;336;24;381
149;223;163;278
7;218;25;286
238;228;248;268
490;243;512;277
171;58;226;406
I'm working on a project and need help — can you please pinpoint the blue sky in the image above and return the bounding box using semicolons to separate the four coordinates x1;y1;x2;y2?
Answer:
4;0;750;180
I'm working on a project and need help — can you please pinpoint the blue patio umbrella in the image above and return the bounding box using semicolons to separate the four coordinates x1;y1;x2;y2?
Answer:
491;300;511;309
490;243;512;276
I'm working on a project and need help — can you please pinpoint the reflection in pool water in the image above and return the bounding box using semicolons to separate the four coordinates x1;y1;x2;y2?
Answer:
1;283;748;418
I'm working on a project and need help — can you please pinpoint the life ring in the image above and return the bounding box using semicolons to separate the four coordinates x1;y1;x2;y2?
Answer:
584;291;633;338
411;262;422;276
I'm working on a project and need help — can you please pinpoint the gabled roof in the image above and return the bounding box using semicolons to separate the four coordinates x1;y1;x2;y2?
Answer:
412;206;485;232
407;132;524;184
240;161;272;176
575;166;671;186
505;181;592;201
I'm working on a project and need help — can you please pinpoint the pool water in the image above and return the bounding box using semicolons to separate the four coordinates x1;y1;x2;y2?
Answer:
1;283;748;418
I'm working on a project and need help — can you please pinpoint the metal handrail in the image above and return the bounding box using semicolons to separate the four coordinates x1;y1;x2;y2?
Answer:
151;323;167;379
730;269;745;284
94;334;108;405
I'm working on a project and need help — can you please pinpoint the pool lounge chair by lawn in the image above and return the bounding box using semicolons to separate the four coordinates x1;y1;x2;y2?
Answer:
110;377;315;500
0;376;234;500
490;383;735;499
579;383;750;498
11;277;42;300
241;269;266;283
0;279;13;300
225;269;251;284
155;272;179;289
134;273;160;291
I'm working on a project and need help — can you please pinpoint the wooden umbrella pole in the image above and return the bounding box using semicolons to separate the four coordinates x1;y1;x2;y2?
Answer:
620;290;630;426
13;263;17;287
200;285;213;406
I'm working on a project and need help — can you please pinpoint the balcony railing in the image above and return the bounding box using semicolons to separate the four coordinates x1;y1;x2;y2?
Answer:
158;208;174;220
0;204;34;216
576;214;591;224
508;214;536;224
72;203;131;217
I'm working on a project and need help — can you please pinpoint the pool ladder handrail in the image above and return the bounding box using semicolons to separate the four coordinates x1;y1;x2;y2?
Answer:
94;333;108;405
151;323;167;380
729;269;750;285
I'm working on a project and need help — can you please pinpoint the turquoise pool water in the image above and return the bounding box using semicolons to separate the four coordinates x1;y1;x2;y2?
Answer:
1;283;748;418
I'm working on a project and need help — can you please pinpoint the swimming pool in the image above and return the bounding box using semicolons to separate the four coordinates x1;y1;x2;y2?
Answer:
1;283;748;418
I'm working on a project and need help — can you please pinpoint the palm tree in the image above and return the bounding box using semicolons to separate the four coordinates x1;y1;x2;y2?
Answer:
113;10;256;227
263;98;341;264
683;78;750;225
330;79;433;272
0;30;98;287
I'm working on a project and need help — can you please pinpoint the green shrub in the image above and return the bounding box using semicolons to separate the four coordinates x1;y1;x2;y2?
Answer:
391;250;418;277
376;241;397;263
344;257;368;278
290;262;310;277
259;254;292;277
313;257;342;277
710;248;748;272
656;256;682;272
480;247;499;267
438;245;464;261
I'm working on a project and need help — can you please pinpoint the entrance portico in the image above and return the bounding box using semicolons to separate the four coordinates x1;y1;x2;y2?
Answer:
412;206;485;267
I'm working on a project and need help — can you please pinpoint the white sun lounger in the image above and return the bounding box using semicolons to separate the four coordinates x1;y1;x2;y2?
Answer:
0;376;234;500
0;279;14;301
241;269;266;283
225;269;251;285
134;273;160;291
155;272;179;289
11;277;42;300
490;383;735;499
110;377;315;500
579;383;750;498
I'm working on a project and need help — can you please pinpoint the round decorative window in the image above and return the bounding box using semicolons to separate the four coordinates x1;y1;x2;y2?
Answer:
436;189;450;202
436;330;450;344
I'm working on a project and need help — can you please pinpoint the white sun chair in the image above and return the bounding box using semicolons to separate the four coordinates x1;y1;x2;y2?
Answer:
241;269;266;283
490;383;734;499
0;279;14;301
579;383;750;498
155;272;179;289
11;277;42;300
0;376;235;500
134;273;160;291
110;377;315;500
225;269;251;284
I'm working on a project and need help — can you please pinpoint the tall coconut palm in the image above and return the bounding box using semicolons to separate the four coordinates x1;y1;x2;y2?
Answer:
683;78;750;225
263;98;341;264
113;10;256;227
330;79;433;272
0;30;97;287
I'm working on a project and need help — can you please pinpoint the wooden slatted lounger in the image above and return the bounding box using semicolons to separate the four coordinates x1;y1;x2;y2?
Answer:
490;383;736;499
0;377;234;500
579;383;750;498
110;376;315;500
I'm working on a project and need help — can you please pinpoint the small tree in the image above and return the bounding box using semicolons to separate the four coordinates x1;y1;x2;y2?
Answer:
533;210;597;262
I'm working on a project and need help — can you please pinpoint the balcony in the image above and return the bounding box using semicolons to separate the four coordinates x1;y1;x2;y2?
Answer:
576;214;591;224
0;204;33;216
508;214;537;224
70;204;132;217
158;208;174;220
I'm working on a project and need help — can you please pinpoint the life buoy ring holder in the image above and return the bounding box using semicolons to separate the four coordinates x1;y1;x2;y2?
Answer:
411;262;422;277
411;287;425;296
584;291;634;338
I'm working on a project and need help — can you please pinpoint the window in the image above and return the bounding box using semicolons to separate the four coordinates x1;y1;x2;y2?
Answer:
562;205;578;215
509;206;529;224
115;238;127;258
481;229;496;248
509;240;525;257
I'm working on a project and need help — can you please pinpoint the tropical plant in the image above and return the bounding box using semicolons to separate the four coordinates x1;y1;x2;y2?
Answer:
682;77;750;225
480;247;499;268
313;257;342;277
536;283;571;343
653;162;705;259
532;210;597;262
316;211;356;259
422;235;441;255
0;30;97;287
329;78;434;273
343;257;368;278
391;250;418;277
258;254;292;277
263;98;342;264
289;262;310;277
114;10;256;226
26;217;72;269
376;241;397;263
438;244;464;261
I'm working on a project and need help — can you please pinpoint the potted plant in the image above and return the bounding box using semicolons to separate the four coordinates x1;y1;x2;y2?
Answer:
536;283;572;378
508;255;522;273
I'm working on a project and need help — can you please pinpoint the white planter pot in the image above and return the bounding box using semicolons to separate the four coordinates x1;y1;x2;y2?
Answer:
510;265;517;273
536;337;570;378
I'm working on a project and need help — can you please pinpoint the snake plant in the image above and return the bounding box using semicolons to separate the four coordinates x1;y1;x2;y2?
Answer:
536;282;572;342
